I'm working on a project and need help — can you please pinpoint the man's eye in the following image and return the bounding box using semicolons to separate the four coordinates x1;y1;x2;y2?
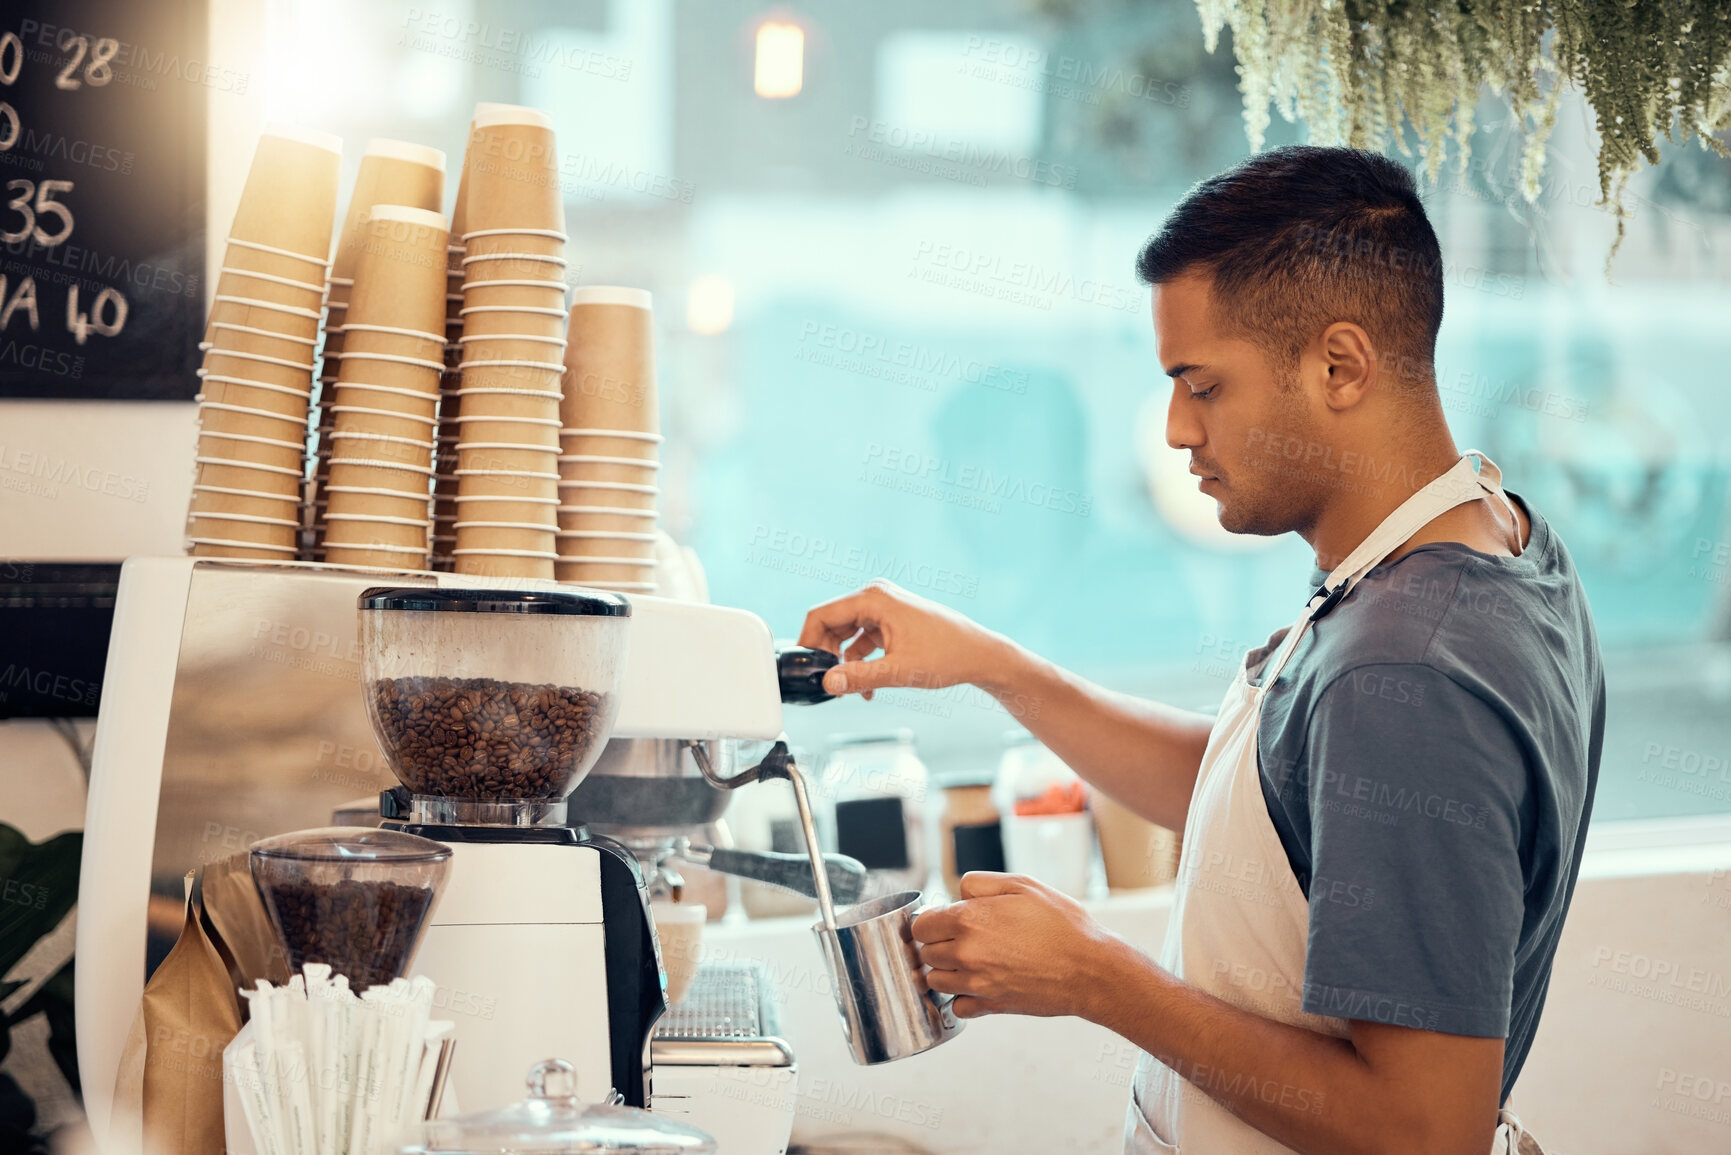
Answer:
1190;385;1216;400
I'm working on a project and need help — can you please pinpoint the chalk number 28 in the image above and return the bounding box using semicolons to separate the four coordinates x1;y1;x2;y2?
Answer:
56;33;119;91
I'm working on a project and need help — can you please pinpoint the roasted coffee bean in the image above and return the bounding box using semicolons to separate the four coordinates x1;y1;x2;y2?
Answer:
372;676;606;799
261;878;434;991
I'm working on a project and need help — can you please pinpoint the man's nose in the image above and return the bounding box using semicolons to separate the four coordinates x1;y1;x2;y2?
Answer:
1166;383;1202;450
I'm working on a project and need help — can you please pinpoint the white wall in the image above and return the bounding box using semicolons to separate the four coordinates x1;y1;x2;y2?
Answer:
0;402;196;559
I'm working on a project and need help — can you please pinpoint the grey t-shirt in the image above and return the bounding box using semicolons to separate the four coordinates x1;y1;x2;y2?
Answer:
1249;495;1603;1103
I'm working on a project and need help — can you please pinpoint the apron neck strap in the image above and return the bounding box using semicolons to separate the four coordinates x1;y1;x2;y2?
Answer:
1261;450;1506;684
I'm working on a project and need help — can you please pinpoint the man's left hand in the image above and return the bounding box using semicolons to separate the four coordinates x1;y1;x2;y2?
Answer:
912;872;1126;1020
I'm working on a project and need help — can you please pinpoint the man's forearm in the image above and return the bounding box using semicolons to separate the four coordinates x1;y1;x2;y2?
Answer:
977;642;1212;832
1079;938;1438;1155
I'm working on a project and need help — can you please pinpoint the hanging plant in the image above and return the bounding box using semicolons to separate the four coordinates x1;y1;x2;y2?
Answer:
1192;0;1731;259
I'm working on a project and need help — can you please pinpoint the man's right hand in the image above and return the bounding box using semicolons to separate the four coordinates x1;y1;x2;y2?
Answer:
796;580;1016;701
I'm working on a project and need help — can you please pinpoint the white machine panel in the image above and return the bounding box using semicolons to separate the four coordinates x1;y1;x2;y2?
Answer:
654;1065;798;1155
414;921;612;1108
427;842;604;927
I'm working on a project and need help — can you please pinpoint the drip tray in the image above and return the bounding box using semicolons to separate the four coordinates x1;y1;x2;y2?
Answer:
651;961;794;1068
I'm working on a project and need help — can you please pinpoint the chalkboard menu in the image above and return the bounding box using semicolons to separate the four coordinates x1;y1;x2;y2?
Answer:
0;0;206;400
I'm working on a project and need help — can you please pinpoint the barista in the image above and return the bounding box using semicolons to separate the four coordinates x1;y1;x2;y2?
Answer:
798;146;1602;1155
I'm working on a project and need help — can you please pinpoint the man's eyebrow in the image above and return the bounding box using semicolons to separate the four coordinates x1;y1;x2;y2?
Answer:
1165;362;1205;379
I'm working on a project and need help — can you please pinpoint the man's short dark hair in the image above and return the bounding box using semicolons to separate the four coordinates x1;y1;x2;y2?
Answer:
1136;145;1443;385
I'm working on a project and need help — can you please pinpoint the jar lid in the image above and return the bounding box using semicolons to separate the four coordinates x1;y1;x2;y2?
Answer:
398;1059;715;1154
359;587;631;617
250;826;452;864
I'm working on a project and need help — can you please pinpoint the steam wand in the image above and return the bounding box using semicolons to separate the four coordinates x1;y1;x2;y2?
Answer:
681;739;840;933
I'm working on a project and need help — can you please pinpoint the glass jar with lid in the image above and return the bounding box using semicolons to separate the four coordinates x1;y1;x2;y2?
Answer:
397;1058;715;1153
250;825;451;991
818;730;930;900
993;728;1092;898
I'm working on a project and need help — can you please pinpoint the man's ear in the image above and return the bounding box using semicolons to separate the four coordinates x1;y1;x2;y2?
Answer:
1315;321;1376;411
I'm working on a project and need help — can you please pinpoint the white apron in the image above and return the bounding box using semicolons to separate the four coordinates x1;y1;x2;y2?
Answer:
1124;452;1545;1155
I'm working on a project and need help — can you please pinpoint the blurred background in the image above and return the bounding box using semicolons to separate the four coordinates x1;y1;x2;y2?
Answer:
217;0;1731;816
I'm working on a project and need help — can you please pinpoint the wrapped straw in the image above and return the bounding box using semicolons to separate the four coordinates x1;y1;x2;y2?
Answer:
223;966;451;1155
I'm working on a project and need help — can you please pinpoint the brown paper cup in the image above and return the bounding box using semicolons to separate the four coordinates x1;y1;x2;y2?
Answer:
330;405;439;441
553;559;658;583
328;425;435;454
202;323;317;366
229;125;342;260
559;429;662;461
200;376;313;419
457;365;565;402
455;475;559;502
456;444;559;474
557;456;660;485
1093;792;1180;891
460;280;567;312
455;553;555;579
188;486;301;523
204;294;323;346
463;107;565;232
455;467;558;500
451;386;564;421
462;252;569;285
210;263;326;313
330;459;437;491
198;402;310;442
191;539;298;560
458;301;568;339
332;140;447;282
195;459;303;498
453;416;562;448
325;484;430;522
339;324;447;360
187;511;299;548
322;543;430;570
203;343;317;391
556;480;658;510
323;514;430;550
463;229;565;260
217;232;329;290
555;531;658;559
330;381;441;418
334;353;444;398
453;522;560;553
557;504;657;533
561;287;656;433
451;495;559;523
197;430;306;472
345;206;451;337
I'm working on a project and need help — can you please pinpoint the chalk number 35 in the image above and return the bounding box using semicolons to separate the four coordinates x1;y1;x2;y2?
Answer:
2;179;76;247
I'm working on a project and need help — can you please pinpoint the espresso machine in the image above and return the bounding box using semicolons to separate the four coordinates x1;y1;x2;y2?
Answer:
354;585;863;1128
73;558;855;1153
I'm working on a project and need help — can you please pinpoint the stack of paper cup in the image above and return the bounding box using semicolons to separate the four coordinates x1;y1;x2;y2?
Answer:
429;118;479;572
556;287;660;592
188;126;341;560
450;105;569;580
320;206;450;570
311;140;446;547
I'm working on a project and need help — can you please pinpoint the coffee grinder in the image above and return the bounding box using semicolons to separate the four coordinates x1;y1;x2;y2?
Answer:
358;586;657;1112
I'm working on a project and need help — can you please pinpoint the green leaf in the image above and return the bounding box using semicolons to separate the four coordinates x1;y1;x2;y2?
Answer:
0;826;81;979
9;959;79;1095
